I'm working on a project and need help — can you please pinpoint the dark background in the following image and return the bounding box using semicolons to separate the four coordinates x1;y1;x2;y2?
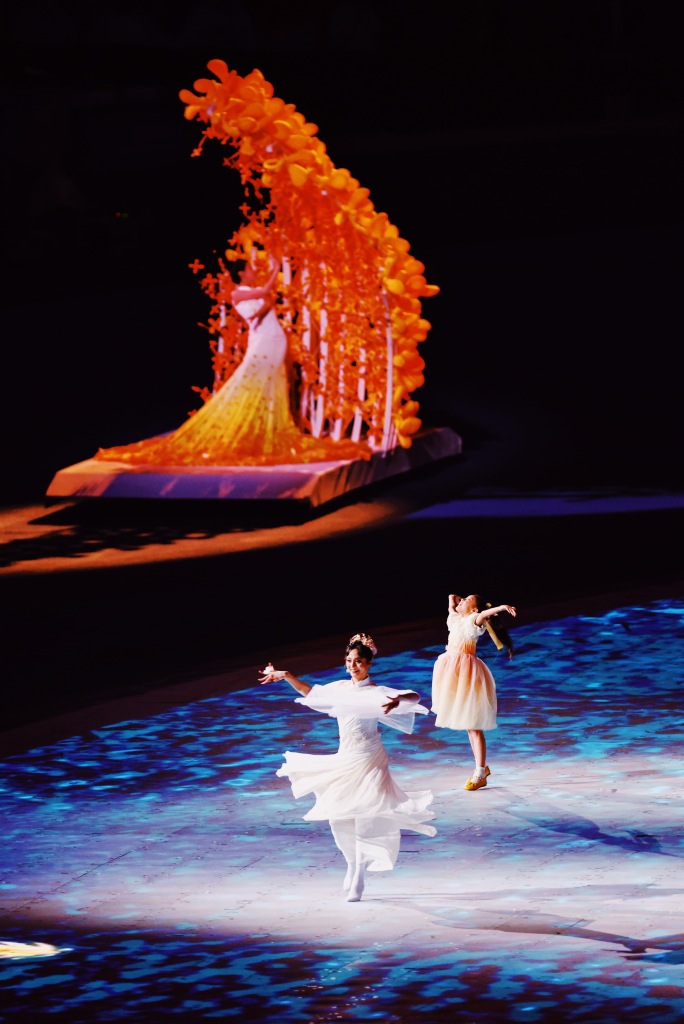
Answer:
1;0;684;505
2;1;684;734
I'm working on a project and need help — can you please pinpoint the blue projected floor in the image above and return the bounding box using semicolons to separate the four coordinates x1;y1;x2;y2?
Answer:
2;599;684;1022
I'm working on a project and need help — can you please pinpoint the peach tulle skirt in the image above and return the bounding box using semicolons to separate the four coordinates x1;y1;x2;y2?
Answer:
431;651;497;730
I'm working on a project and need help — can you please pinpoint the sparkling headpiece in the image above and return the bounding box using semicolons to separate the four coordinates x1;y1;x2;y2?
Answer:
348;632;378;656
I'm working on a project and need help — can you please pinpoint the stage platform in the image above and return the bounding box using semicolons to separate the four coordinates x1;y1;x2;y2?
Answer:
44;427;461;508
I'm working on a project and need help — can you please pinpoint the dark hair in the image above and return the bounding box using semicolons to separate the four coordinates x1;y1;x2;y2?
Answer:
345;633;376;662
474;595;514;658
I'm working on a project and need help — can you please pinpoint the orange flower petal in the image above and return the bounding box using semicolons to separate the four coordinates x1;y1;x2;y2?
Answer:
288;164;310;186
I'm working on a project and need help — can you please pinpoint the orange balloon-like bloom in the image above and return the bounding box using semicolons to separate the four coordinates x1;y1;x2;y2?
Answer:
96;59;439;468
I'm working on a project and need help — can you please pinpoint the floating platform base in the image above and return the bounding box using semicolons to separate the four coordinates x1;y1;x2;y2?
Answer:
45;427;461;508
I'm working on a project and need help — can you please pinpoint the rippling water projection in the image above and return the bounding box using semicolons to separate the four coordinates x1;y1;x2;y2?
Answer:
2;599;684;1022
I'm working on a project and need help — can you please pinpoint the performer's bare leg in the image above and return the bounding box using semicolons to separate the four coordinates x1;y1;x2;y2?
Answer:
467;729;486;770
465;729;491;789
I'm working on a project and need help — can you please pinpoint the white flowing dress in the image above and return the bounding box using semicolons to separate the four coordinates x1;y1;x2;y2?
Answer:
276;677;437;872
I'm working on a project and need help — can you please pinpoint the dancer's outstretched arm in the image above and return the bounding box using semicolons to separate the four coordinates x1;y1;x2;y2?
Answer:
474;604;516;627
259;663;311;696
381;690;420;714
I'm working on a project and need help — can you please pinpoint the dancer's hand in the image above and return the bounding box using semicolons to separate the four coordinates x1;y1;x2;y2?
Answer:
501;605;517;617
258;663;288;684
381;698;400;714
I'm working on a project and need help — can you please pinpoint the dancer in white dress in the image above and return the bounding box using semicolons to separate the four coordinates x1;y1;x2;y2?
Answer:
95;250;369;467
165;255;296;462
431;593;516;791
259;633;437;902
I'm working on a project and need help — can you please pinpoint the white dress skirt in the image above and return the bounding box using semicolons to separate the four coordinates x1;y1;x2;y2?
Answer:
276;678;437;872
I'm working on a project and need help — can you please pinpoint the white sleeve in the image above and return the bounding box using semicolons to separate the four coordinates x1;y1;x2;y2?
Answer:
294;682;430;734
470;612;486;637
293;682;345;717
379;687;430;715
295;681;385;718
376;687;430;735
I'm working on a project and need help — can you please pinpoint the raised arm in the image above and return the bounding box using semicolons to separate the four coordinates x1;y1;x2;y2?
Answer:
231;257;280;303
474;604;517;627
258;663;311;696
448;593;458;613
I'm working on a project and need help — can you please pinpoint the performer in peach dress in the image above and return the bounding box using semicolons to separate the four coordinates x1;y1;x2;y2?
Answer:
431;593;516;791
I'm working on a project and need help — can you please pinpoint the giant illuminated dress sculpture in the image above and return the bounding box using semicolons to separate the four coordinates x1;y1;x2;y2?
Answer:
46;60;460;505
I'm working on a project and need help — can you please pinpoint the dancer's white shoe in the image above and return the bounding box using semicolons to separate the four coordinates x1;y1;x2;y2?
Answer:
346;861;367;902
343;861;356;892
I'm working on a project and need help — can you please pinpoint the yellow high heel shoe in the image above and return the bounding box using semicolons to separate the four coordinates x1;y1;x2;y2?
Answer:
464;766;491;791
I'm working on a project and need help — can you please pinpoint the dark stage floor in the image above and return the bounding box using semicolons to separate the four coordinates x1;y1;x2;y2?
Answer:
2;466;684;735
